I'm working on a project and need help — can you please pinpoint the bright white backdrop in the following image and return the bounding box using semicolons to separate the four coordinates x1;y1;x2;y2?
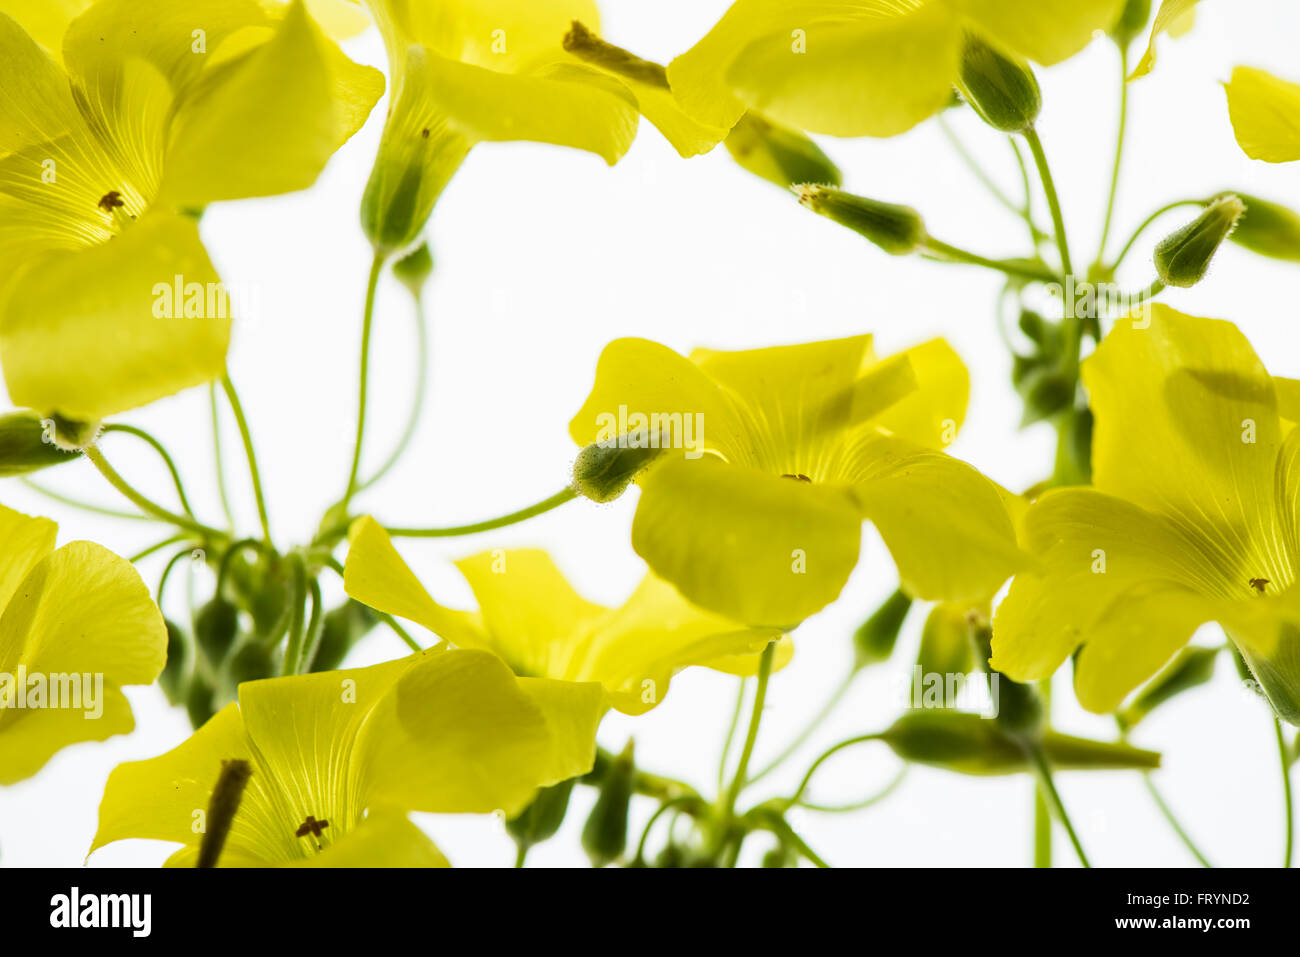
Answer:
2;0;1299;868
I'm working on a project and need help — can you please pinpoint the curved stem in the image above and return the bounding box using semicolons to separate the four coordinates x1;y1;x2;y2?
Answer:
1110;200;1205;271
635;795;699;864
19;476;148;522
1277;717;1294;868
748;670;857;787
221;375;271;544
717;678;749;795
1142;774;1212;867
718;642;776;833
129;534;190;564
786;733;883;808
1027;741;1091;868
380;487;578;540
937;114;1043;237
343;253;386;508
84;445;225;540
358;290;430;492
1023;126;1073;278
280;555;309;677
1097;46;1131;263
922;238;1059;283
797;764;908;814
210;383;235;530
102;424;197;519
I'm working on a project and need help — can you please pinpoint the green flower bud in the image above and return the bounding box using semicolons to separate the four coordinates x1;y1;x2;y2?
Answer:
185;675;216;729
916;604;977;680
507;778;576;857
969;620;1043;738
42;414;101;453
794;185;926;255
1229;623;1300;725
159;619;191;706
392;242;434;296
225;641;277;688
1018;369;1074;427
0;411;77;475
957;33;1042;134
572;435;669;503
194;596;240;666
1117;646;1219;730
853;588;912;670
309;600;380;673
582;740;636;867
881;710;1160;775
1110;0;1152;48
725;113;842;191
1211;191;1300;263
1154;194;1245;288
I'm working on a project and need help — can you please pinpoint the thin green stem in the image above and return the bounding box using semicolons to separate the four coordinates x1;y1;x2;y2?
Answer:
320;556;422;653
1034;676;1053;868
923;238;1059;283
1023;126;1073;278
717;678;749;795
19;476;148;522
1097;46;1131;264
280;556;309;677
1277;717;1294;868
937;115;1033;225
1110;200;1205;271
129;534;190;564
797;764;908;814
1143;774;1211;867
635;795;700;864
786;734;883;808
358;290;429;492
101;424;197;519
84;445;225;540
748;670;857;787
220;375;271;544
1027;741;1091;868
343;253;386;508
380;487;578;540
718;642;776;830
210;383;235;530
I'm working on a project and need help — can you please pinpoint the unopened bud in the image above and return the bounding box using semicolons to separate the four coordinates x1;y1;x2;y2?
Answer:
0;411;77;475
1154;194;1244;288
725;113;841;190
1212;191;1300;263
508;778;576;857
582;740;635;867
392;242;434;296
795;185;926;255
1117;645;1219;730
1110;0;1152;49
194;596;240;667
573;434;668;503
957;33;1041;134
852;588;912;669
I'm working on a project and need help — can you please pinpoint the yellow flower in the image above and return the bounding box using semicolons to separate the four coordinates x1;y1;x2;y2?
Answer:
0;503;166;784
992;306;1300;723
667;0;1125;139
569;336;1025;629
343;517;787;715
1130;0;1199;78
0;0;382;421
1225;66;1300;164
91;648;603;866
359;0;721;252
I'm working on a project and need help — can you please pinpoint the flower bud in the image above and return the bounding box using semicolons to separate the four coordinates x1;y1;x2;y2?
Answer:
1110;0;1152;48
852;588;912;670
573;434;669;503
1212;191;1300;263
1117;645;1219;730
194;595;240;667
0;410;77;475
794;185;926;255
1229;624;1300;725
392;242;434;297
969;619;1043;738
1154;194;1245;288
43;414;101;453
309;600;380;673
507;778;576;858
581;740;636;867
725;113;842;190
916;603;978;679
159;619;191;706
957;33;1042;134
185;675;216;729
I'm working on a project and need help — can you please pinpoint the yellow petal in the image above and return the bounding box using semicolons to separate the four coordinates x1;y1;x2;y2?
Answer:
0;10;82;154
1225;66;1300;164
948;0;1123;66
871;338;970;449
632;456;863;628
288;812;449;868
1131;0;1200;79
0;211;231;419
161;0;383;207
850;433;1024;602
0;685;134;786
0;504;55;613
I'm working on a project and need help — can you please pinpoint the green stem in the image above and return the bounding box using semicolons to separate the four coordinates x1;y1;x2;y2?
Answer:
922;238;1059;283
343;253;386;508
1277;717;1294;868
635;795;700;864
320;556;422;653
380;487;578;539
221;375;271;544
210;383;235;530
84;445;225;540
1142;774;1211;867
1023;126;1073;278
797;764;907;814
1027;741;1091;868
1034;676;1053;867
1110;200;1205;271
937;114;1043;237
718;642;776;831
19;476;148;522
358;289;430;492
748;670;857;787
717;678;749;795
1097;46;1131;264
280;556;309;677
101;424;197;519
129;534;190;564
786;734;883;808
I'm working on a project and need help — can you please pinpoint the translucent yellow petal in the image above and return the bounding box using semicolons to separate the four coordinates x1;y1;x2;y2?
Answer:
0;504;55;614
1084;308;1286;584
288;812;449;868
698;635;795;677
0;11;82;154
295;0;372;41
0;1;85;57
0;685;132;786
948;0;1123;66
1131;0;1200;79
1225;66;1300;164
514;676;606;780
355;649;602;817
632;456;863;628
871;338;969;449
161;0;383;207
850;433;1024;602
991;489;1229;685
0;211;231;419
342;516;486;646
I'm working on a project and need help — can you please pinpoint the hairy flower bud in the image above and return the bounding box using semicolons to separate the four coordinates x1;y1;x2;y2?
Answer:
794;185;926;255
957;33;1042;134
0;411;77;475
573;434;668;503
1154;194;1245;287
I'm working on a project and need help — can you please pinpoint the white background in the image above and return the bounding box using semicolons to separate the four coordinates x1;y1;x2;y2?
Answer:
2;0;1299;868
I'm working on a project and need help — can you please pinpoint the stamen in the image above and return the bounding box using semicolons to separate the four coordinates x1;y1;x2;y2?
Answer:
295;815;330;839
97;190;125;213
781;473;813;483
1250;577;1269;594
563;21;670;90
